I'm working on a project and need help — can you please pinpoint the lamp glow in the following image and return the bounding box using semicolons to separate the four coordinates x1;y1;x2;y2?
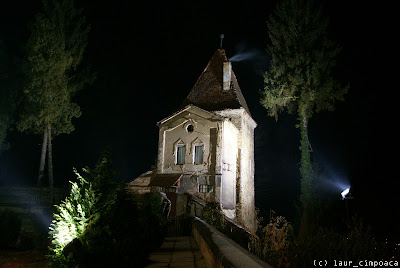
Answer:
341;188;350;199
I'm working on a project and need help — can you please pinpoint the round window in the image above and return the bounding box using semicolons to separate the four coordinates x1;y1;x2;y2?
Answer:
186;124;194;133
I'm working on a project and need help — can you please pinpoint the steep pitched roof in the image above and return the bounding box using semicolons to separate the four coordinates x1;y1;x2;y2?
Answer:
182;49;251;116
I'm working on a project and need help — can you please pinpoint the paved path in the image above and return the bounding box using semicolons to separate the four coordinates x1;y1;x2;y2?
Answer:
145;236;206;268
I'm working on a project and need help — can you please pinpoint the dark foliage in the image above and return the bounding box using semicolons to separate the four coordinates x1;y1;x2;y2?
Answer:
0;39;20;154
77;190;167;267
87;149;119;209
48;152;168;267
201;201;226;232
0;209;22;248
286;216;392;267
18;216;50;250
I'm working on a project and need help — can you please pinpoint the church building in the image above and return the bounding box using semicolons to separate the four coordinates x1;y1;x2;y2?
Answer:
130;49;257;232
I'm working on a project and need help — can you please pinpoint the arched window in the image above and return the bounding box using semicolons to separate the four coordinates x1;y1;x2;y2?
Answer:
176;144;186;165
193;144;204;165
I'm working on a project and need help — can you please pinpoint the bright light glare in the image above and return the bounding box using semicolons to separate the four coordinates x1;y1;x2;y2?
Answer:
341;188;350;199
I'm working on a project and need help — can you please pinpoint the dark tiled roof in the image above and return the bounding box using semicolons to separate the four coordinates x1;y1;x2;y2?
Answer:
182;49;251;116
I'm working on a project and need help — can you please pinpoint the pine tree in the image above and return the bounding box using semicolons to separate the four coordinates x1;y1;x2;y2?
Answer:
17;0;94;199
260;0;348;233
0;39;19;154
0;39;10;153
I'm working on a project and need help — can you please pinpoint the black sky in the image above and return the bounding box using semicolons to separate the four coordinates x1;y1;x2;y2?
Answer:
0;0;398;238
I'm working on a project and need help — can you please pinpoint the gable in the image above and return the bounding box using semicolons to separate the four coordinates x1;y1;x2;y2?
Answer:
157;104;223;128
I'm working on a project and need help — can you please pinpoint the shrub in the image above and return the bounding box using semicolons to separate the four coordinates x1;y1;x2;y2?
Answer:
286;216;390;267
48;154;168;267
78;190;167;267
201;202;226;231
27;216;51;250
344;216;386;261
0;209;22;248
48;168;98;267
261;215;292;268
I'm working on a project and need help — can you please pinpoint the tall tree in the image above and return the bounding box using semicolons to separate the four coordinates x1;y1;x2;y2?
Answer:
0;39;10;153
260;0;348;233
18;0;93;200
0;39;20;155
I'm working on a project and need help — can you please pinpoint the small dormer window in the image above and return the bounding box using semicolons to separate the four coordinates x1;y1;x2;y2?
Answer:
176;145;186;165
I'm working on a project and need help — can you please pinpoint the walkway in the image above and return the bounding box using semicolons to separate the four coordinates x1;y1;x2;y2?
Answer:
145;236;206;268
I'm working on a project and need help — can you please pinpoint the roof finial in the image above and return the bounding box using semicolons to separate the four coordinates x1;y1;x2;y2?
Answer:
219;34;224;49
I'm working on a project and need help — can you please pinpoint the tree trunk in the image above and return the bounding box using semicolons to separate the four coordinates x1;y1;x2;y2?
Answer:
299;106;313;207
47;124;54;204
37;127;48;186
298;106;314;237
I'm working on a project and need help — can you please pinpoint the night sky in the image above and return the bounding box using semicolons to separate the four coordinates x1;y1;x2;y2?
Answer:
0;1;398;238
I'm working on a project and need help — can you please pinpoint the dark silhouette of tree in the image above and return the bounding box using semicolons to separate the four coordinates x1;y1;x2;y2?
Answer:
260;0;348;234
0;39;20;155
17;0;94;200
0;39;10;153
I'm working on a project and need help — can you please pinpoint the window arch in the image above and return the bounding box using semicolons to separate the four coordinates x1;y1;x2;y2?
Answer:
173;139;186;165
193;144;204;165
176;145;186;165
190;137;204;165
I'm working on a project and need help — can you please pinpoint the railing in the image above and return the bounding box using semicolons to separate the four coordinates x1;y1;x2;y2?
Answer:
165;214;192;237
187;193;263;257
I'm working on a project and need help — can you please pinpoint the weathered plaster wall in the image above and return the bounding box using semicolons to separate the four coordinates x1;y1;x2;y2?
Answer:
216;108;257;232
157;106;256;232
157;107;223;204
221;119;238;213
158;108;219;175
239;113;256;232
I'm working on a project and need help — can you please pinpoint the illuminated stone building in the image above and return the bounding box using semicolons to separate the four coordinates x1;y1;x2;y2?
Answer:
130;49;257;232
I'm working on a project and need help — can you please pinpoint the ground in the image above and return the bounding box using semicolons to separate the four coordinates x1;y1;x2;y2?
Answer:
0;249;48;268
146;236;206;268
0;237;205;268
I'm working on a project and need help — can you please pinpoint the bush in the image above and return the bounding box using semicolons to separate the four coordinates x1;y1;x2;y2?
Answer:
343;216;387;261
201;202;226;231
0;210;49;251
48;168;98;267
0;209;22;248
286;216;390;268
48;154;168;267
27;216;51;250
0;209;21;248
261;215;292;268
78;190;167;267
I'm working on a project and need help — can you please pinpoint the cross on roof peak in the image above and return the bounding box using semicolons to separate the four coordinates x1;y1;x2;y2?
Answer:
219;34;224;48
